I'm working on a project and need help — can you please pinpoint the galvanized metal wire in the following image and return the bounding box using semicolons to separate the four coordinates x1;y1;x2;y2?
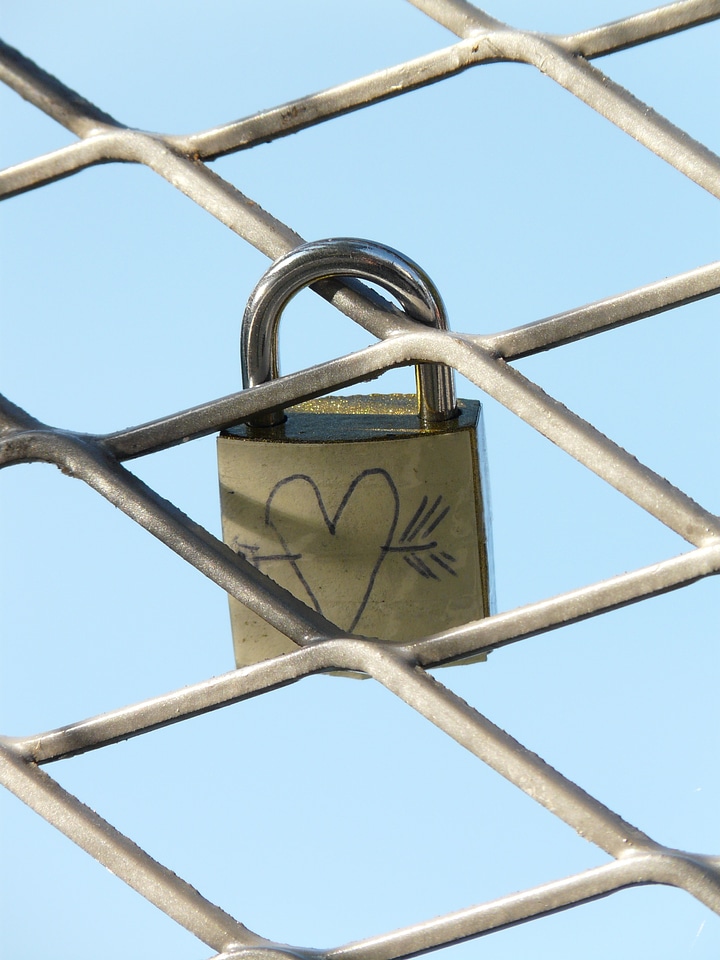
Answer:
2;2;720;957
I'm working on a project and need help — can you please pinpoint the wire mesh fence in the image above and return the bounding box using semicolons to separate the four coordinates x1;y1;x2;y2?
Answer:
1;2;719;958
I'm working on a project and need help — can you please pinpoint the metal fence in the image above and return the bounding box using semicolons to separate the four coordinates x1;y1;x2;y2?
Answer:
1;2;719;958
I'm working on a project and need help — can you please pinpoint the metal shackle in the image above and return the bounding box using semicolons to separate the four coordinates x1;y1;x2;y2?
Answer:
241;237;457;428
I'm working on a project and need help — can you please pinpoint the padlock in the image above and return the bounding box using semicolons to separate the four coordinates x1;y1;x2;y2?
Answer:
218;238;494;669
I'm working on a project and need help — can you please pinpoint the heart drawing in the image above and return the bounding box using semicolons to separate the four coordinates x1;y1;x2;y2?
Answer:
231;469;458;633
263;468;399;632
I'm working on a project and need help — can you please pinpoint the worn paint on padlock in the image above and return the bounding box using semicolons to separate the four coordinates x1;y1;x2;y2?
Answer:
218;394;493;667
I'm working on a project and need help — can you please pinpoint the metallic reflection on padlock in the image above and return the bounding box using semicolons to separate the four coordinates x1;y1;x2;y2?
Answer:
218;239;494;669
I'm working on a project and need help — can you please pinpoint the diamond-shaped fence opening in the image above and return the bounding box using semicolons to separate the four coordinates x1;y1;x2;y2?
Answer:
1;2;719;959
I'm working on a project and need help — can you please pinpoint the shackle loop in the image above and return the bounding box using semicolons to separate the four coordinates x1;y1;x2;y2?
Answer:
241;238;457;428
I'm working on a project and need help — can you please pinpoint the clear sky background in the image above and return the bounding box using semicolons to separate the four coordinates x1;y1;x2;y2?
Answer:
1;2;719;958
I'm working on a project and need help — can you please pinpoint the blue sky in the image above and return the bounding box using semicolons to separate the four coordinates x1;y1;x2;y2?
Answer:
1;3;719;958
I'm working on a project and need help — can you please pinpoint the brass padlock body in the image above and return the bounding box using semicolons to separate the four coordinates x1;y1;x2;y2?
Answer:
218;394;493;668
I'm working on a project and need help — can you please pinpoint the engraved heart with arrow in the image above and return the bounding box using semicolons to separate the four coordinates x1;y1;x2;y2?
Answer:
233;469;456;633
